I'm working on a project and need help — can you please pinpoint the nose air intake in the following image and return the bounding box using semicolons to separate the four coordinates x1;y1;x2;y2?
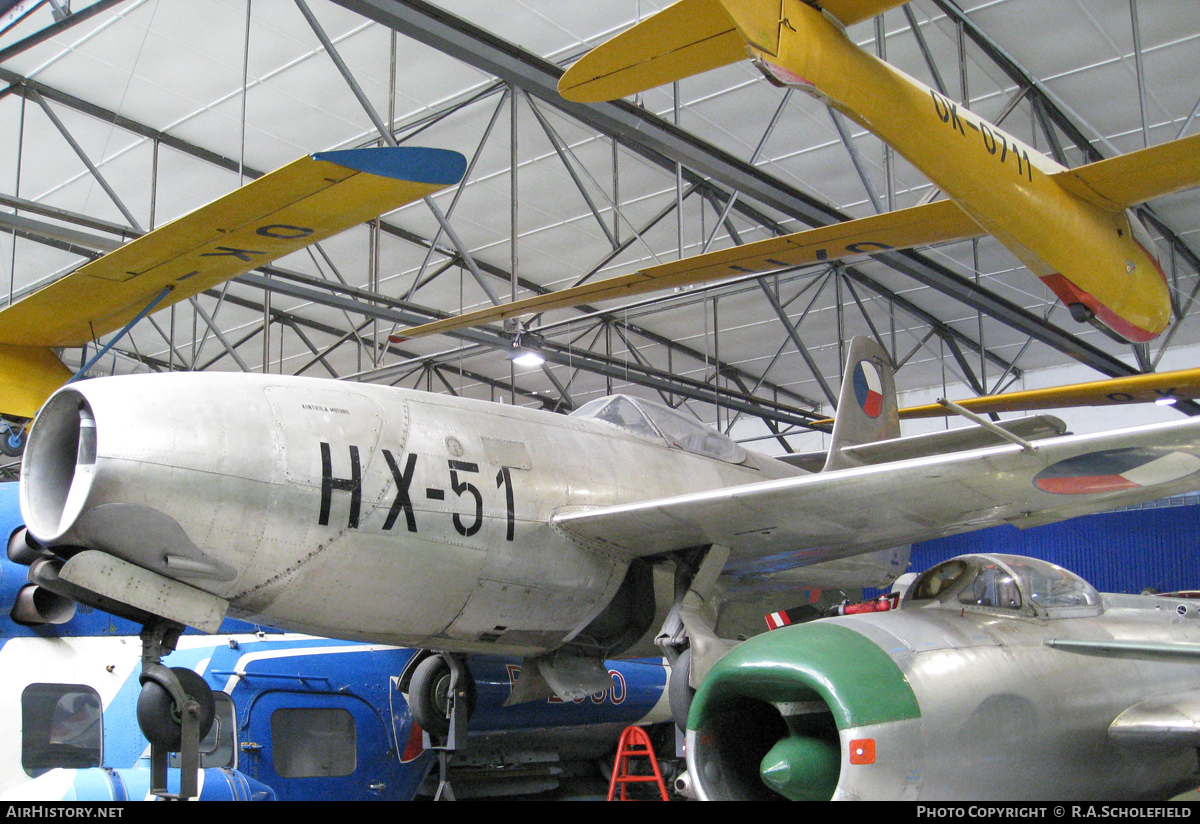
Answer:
21;388;96;545
686;622;920;800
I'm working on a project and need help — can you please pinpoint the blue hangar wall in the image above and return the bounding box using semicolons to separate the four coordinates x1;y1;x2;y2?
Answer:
908;496;1200;595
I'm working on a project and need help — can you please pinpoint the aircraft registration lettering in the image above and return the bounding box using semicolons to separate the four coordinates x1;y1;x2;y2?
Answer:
159;223;316;281
930;90;1032;183
319;443;517;540
199;246;266;262
255;224;314;239
1104;388;1179;404
813;241;894;262
505;663;628;705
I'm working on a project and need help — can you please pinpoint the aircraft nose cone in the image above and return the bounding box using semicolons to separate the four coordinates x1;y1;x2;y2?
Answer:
759;735;840;801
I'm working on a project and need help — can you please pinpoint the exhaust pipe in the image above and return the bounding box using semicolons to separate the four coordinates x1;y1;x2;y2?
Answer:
11;583;76;626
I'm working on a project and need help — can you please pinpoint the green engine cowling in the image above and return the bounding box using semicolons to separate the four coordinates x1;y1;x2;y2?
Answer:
684;622;920;800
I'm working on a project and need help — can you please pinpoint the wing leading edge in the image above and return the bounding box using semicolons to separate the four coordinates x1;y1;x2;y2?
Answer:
552;416;1200;569
397;198;981;340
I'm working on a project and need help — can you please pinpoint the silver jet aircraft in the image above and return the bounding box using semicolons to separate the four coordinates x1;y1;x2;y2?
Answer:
685;553;1200;801
15;337;1200;745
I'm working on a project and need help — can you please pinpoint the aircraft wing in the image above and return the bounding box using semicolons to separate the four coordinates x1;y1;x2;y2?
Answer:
397;198;981;340
1052;132;1200;211
552;417;1200;571
892;367;1200;420
0;147;465;418
556;0;747;105
0;147;464;349
557;0;908;103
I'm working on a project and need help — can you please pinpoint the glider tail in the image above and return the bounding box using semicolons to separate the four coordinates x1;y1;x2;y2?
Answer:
822;336;899;472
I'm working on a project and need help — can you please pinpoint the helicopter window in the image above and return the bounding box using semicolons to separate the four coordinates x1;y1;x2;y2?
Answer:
271;707;356;778
957;562;1023;611
571;395;747;463
907;559;970;601
21;683;102;777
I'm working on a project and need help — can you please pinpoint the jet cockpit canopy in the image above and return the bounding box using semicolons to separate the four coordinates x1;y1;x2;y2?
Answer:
570;395;748;464
904;553;1102;619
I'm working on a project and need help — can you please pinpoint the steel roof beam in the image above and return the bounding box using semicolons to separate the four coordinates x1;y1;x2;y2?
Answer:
331;0;1138;379
0;70;808;411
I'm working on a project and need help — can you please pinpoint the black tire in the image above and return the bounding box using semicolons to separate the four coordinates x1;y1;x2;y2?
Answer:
408;654;474;738
137;667;216;751
668;648;694;732
0;428;23;458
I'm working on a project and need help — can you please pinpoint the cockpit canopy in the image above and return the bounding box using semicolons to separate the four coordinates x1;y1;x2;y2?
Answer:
904;553;1102;619
570;395;748;464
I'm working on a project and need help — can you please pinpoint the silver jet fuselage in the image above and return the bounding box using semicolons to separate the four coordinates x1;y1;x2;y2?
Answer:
21;373;796;656
688;554;1200;801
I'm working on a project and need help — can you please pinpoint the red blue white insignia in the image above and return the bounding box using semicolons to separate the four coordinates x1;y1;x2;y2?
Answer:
1034;448;1200;495
853;361;883;418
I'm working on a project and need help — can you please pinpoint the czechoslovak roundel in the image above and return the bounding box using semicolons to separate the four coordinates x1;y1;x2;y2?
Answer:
853;361;884;418
1034;448;1200;494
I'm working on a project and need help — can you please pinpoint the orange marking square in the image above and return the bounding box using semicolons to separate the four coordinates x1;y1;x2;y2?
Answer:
848;738;876;765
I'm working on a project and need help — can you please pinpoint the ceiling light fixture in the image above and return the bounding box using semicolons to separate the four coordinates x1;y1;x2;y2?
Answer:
506;332;545;367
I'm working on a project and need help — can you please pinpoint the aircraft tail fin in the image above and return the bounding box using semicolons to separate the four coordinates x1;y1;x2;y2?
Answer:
822;336;899;472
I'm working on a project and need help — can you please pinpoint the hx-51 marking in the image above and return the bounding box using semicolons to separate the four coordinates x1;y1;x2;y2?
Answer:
18;335;1200;734
397;0;1200;345
686;554;1200;801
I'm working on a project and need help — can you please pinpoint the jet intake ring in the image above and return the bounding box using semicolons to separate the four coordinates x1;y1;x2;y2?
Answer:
21;388;96;546
685;621;920;801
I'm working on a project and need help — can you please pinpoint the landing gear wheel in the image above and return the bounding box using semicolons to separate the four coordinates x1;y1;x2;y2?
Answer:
1068;302;1095;324
408;654;475;738
668;647;694;732
0;421;23;458
137;667;216;751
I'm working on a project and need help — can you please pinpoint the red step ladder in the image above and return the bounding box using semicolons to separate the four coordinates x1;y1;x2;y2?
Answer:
607;725;669;801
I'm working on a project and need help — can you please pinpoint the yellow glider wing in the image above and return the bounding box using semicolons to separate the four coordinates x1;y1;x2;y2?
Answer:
557;0;747;104
557;0;909;104
0;146;466;418
897;367;1200;420
398;198;981;340
1052;133;1200;211
0;147;465;349
813;0;910;27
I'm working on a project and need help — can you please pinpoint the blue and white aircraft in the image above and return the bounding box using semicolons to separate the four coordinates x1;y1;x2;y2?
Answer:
0;483;671;801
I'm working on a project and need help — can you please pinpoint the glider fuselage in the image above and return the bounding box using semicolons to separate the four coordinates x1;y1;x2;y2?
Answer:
750;0;1167;341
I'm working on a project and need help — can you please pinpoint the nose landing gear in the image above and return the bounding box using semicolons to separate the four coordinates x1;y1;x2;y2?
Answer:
137;621;216;800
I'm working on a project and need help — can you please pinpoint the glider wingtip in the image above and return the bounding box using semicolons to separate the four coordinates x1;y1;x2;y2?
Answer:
313;146;467;186
557;62;618;103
